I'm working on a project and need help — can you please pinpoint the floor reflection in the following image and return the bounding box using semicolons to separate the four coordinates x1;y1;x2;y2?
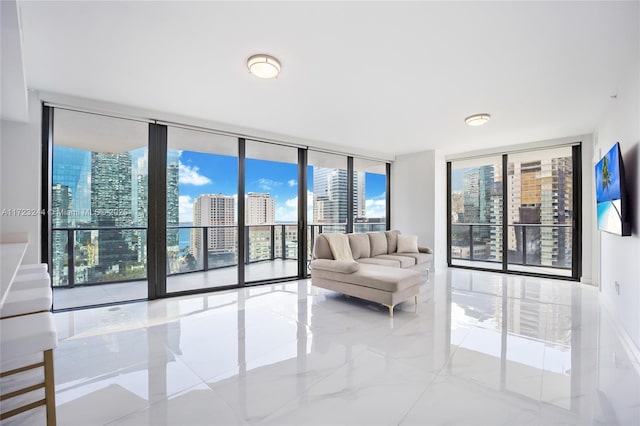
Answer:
48;269;639;426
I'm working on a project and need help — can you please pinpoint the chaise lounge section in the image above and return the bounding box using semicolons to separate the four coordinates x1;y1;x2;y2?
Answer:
310;230;432;316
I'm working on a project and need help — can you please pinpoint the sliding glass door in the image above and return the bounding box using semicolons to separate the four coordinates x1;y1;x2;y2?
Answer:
165;126;239;293
448;145;580;280
449;156;503;270
506;147;574;277
244;140;299;282
51;109;149;309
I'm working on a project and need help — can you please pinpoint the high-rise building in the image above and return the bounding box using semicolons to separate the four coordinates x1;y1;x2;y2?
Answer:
52;146;91;224
312;168;365;230
246;193;276;261
90;152;137;273
353;172;366;219
52;183;72;286
463;165;495;241
192;194;236;263
246;192;275;225
52;146;145;285
166;150;180;245
134;154;149;264
508;156;573;267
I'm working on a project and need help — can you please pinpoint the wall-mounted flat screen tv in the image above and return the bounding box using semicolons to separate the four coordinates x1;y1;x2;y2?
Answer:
595;142;631;236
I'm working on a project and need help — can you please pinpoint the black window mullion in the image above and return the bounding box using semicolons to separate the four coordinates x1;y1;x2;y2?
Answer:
147;123;167;299
502;154;508;272
447;161;452;266
298;148;308;277
572;144;582;280
386;162;391;231
41;105;53;269
238;138;246;285
347;156;354;233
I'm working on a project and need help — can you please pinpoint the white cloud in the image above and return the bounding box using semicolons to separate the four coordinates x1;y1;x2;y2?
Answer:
276;191;313;222
179;195;193;222
287;179;297;187
179;161;212;186
276;205;297;222
365;199;386;219
285;197;297;208
257;178;282;192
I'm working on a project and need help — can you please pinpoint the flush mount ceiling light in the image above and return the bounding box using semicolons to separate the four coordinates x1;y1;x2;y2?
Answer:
464;113;491;126
247;54;281;79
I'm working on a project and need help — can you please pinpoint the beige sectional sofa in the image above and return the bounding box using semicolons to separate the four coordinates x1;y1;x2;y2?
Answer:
310;230;432;317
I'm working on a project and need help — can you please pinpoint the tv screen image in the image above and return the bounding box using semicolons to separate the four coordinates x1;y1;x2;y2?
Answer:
595;142;630;236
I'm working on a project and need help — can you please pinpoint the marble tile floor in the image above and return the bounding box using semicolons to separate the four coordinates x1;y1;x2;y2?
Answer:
5;268;640;425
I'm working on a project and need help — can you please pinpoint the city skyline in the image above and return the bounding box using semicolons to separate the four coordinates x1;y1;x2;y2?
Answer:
450;154;573;268
171;150;387;223
51;145;387;285
52;147;387;226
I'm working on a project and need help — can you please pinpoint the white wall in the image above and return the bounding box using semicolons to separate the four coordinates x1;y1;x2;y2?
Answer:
594;57;640;353
581;135;595;286
391;150;447;271
0;90;42;262
391;151;434;247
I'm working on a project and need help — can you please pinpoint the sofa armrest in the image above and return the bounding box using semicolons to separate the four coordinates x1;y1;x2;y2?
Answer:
311;259;360;273
418;246;432;254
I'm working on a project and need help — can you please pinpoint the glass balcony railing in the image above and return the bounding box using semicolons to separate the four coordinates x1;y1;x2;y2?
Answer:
51;226;147;288
450;223;572;270
53;222;390;288
53;224;301;287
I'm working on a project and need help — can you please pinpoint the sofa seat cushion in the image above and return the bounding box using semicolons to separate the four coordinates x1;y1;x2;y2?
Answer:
372;254;416;268
393;252;431;265
312;263;421;293
356;257;400;268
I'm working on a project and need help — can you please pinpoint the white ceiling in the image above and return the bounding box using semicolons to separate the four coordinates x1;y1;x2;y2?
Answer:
15;1;640;157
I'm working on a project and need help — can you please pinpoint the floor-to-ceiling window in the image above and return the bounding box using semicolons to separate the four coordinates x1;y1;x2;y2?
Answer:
306;151;349;270
45;105;391;308
506;147;574;277
447;144;580;280
353;158;388;233
244;140;299;282
449;156;504;271
51;109;149;309
165;126;239;293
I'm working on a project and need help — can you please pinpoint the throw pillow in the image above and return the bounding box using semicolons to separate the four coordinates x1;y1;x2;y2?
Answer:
397;234;419;253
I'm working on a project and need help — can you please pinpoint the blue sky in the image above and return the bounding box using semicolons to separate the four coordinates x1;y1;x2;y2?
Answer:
176;150;386;223
450;168;470;192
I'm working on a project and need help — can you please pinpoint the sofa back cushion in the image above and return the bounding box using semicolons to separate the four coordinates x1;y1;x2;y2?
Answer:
348;233;371;260
385;230;401;253
313;235;333;259
368;232;388;256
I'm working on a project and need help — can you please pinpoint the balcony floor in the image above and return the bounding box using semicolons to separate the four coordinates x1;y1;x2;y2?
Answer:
53;259;299;310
